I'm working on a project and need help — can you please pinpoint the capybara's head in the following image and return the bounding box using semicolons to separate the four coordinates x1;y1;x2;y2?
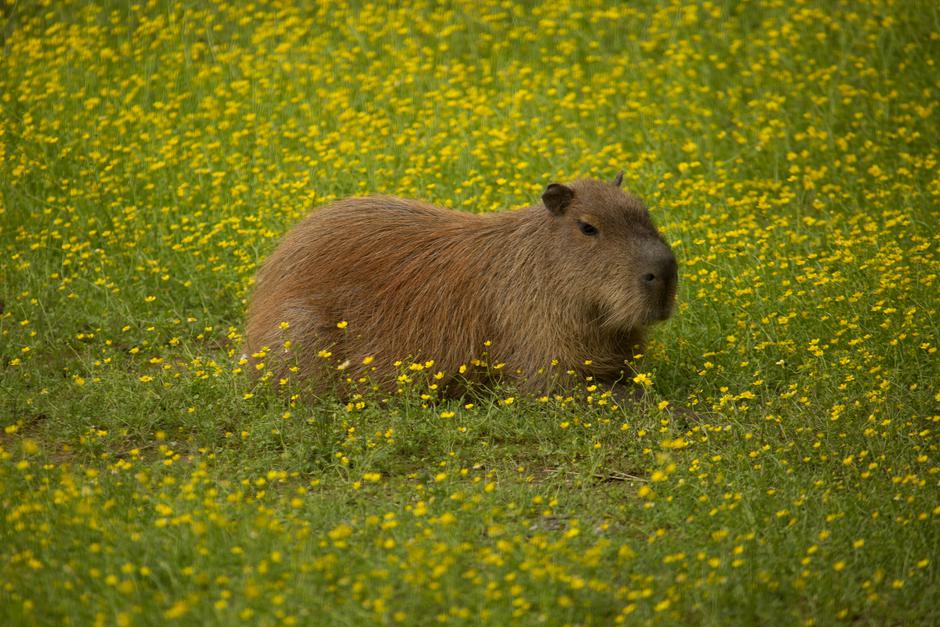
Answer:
541;172;678;330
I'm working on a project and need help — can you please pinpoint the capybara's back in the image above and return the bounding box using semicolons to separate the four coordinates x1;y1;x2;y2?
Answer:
245;176;677;394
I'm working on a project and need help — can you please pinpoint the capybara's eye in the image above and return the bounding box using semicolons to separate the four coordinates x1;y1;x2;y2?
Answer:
578;221;599;236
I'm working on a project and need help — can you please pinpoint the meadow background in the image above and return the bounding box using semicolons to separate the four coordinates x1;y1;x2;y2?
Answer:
1;0;938;624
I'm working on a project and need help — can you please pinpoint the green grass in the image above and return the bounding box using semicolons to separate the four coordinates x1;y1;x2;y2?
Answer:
1;0;938;624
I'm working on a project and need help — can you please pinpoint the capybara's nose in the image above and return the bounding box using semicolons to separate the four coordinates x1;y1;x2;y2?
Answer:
641;247;677;291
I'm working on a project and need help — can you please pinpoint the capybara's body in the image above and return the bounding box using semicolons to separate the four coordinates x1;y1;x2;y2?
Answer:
245;176;677;394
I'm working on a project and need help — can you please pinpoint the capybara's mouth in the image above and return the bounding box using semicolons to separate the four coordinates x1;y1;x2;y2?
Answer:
649;296;676;323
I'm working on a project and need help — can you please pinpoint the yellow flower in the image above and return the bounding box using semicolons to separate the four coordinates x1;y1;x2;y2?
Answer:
632;373;653;387
164;601;189;619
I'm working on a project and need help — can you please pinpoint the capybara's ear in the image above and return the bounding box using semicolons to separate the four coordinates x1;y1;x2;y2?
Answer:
542;183;575;216
612;170;624;187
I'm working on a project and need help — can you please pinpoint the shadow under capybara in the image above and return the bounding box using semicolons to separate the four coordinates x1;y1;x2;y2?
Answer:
245;173;677;396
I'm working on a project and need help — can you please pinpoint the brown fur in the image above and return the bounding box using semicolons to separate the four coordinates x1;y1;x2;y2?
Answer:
245;177;677;394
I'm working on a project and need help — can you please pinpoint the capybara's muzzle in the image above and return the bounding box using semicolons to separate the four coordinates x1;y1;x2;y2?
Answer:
640;243;678;321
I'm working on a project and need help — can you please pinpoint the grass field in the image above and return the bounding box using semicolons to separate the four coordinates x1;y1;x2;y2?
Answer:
2;0;939;624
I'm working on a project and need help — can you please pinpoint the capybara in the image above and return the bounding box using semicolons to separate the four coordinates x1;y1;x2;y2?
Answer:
245;173;677;395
